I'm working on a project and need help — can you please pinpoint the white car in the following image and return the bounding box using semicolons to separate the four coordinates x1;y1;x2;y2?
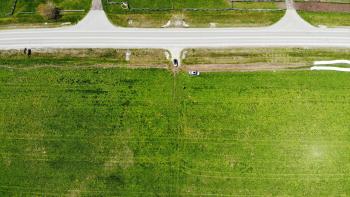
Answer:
189;71;200;76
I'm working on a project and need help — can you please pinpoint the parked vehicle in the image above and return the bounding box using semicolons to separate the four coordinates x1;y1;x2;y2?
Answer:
189;70;200;76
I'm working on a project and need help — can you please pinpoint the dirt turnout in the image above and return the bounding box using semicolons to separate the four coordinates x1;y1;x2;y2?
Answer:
182;63;308;72
295;2;350;12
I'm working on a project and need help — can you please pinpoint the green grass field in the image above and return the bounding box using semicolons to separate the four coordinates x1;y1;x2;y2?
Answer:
0;0;284;28
0;0;91;28
13;0;91;13
1;51;350;195
294;0;350;27
0;0;14;17
127;0;230;9
0;67;178;195
123;0;279;9
178;71;350;195
108;10;284;28
299;11;350;27
104;0;284;27
295;0;350;2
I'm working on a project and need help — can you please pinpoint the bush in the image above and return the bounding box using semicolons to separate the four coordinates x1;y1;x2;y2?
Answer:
37;1;61;20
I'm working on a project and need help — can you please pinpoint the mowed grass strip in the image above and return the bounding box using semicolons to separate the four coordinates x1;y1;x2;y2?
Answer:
1;67;350;195
0;49;170;68
171;0;229;9
234;2;279;9
106;12;173;28
128;0;173;9
106;10;284;28
127;0;278;9
184;10;283;28
182;48;350;70
127;0;230;9
103;0;284;27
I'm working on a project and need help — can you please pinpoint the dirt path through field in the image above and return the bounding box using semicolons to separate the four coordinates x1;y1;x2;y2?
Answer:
286;0;295;9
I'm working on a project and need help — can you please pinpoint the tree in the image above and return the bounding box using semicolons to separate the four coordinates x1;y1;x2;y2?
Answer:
37;1;61;20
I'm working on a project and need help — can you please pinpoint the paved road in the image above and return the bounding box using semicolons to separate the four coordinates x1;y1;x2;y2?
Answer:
0;0;349;64
91;0;102;10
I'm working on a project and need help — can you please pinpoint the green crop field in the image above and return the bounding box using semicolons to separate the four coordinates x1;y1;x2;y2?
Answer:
0;67;178;195
0;0;91;28
177;71;350;195
1;52;350;195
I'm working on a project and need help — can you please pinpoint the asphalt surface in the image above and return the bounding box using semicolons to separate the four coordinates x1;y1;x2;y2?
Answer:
0;0;349;64
91;0;102;10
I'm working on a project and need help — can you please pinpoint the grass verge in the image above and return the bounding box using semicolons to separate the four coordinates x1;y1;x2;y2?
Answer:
103;0;284;28
0;49;170;68
183;10;284;28
182;48;350;71
107;10;284;28
298;11;350;27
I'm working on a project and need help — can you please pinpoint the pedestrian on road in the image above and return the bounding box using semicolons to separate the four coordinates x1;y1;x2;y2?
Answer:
173;59;179;67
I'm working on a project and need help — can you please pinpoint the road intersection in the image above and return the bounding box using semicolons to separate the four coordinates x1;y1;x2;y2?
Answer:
0;0;349;64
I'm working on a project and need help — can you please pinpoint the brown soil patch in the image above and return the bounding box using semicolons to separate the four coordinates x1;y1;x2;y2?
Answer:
182;63;308;72
276;2;287;9
295;2;350;12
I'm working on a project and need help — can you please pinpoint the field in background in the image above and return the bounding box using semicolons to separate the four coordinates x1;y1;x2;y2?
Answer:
127;0;229;9
294;0;350;27
295;0;350;3
13;0;91;12
113;0;280;9
0;0;91;28
103;0;284;27
299;11;350;27
108;10;284;28
0;0;14;17
1;63;350;195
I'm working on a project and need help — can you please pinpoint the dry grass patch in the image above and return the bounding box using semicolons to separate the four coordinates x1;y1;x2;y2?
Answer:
182;48;350;71
0;48;171;68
